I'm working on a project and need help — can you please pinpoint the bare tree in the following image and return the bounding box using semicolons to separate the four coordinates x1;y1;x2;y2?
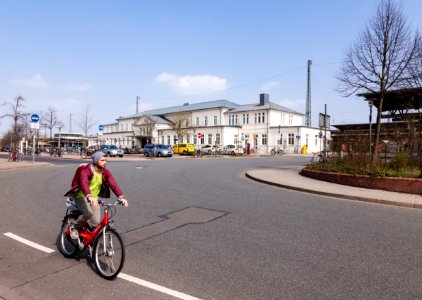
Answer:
404;35;422;87
78;105;96;137
42;106;64;138
0;95;28;146
167;111;192;142
336;0;419;161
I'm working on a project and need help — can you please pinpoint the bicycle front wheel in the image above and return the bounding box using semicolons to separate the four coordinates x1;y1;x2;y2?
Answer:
93;229;125;280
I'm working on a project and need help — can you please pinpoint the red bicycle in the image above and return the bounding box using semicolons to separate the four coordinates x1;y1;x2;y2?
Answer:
59;198;125;279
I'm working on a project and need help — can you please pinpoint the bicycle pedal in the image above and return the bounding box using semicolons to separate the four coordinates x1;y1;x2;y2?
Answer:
78;238;84;250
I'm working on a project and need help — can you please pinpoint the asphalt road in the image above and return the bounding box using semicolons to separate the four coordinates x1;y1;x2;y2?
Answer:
1;155;422;299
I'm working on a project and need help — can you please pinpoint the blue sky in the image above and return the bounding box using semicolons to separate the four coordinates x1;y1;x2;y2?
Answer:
0;0;421;135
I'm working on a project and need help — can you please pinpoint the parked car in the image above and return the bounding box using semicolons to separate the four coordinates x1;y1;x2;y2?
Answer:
222;144;244;155
99;145;124;157
144;144;173;157
1;146;11;152
200;144;221;154
172;143;195;155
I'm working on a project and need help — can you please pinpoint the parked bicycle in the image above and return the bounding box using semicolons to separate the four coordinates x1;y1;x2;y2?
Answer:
59;198;125;279
270;147;284;156
50;147;63;158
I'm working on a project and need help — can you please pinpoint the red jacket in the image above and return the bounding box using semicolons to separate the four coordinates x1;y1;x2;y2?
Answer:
65;164;123;198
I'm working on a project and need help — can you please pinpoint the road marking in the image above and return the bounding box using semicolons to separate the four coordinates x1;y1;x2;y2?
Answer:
118;273;202;300
4;232;204;299
4;232;55;253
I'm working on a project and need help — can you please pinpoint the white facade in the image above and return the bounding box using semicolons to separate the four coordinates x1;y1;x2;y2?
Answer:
99;94;327;154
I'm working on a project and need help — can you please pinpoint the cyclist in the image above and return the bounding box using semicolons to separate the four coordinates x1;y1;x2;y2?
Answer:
67;151;128;236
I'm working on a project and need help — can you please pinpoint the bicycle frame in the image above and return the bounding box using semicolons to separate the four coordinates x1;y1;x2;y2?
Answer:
65;201;115;249
79;209;109;248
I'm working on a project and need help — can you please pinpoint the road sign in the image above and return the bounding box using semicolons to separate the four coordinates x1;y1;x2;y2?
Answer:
98;124;104;131
31;114;40;122
197;132;201;139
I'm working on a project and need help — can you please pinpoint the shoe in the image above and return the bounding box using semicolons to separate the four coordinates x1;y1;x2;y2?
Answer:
69;225;79;240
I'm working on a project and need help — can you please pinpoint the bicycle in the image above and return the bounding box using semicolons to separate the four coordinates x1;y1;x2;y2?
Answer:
270;147;284;156
59;198;125;280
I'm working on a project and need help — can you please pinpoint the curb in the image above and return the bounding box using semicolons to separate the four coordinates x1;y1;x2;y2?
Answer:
245;171;422;209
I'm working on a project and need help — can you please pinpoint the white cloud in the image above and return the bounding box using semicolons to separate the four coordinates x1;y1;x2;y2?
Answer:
9;74;50;89
154;72;228;95
8;74;91;92
260;81;280;92
58;83;92;92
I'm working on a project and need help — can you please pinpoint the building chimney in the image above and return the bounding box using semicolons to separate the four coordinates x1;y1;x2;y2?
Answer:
260;93;269;105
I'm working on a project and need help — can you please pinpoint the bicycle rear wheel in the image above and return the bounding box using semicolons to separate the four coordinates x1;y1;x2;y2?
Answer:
93;229;125;280
59;217;78;258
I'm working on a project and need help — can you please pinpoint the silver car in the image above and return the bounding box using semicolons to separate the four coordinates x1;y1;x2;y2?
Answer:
99;145;124;157
222;144;244;155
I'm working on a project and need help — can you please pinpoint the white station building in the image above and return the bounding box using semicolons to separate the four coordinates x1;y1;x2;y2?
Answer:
96;94;327;154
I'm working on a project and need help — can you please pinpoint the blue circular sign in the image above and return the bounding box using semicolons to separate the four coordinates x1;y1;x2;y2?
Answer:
98;125;104;131
31;114;40;122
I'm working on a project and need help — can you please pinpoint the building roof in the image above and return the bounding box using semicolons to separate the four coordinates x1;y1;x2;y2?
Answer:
119;99;238;120
229;102;303;115
117;97;303;122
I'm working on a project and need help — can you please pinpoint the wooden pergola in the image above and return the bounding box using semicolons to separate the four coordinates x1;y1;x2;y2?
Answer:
332;87;422;156
358;87;422;120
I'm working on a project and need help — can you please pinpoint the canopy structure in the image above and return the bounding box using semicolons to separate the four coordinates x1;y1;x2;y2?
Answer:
358;87;422;119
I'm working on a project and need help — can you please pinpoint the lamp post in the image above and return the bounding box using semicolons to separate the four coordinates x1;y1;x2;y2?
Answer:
58;126;62;150
368;100;374;159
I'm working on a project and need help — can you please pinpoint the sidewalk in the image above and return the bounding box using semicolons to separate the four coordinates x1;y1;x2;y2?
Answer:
246;165;422;209
0;157;50;171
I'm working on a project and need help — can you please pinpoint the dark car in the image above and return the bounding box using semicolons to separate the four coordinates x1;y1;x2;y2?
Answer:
144;144;173;157
1;146;11;152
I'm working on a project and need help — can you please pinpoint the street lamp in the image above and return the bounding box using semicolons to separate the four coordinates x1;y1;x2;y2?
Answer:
368;100;374;159
58;126;62;149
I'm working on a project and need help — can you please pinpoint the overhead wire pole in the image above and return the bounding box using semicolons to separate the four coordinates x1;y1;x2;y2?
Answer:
306;60;312;127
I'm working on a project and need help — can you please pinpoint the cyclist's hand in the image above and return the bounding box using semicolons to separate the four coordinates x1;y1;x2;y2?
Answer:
118;197;128;207
88;196;98;206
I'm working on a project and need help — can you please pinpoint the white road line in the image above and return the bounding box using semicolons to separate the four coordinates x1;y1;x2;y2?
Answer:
4;232;202;299
118;273;203;300
4;232;55;253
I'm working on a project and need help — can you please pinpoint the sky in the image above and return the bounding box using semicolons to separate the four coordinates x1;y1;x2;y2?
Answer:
0;0;421;136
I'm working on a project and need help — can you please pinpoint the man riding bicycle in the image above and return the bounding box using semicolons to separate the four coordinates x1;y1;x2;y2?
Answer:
66;151;128;235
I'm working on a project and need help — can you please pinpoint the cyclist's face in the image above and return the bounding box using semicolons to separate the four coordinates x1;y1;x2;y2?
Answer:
97;157;107;168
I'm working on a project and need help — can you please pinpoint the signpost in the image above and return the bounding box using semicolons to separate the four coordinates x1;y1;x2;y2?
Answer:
30;114;40;163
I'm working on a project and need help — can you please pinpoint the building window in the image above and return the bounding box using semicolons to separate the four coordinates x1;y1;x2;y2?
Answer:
214;116;217;125
288;133;294;145
204;116;208;126
185;120;189;127
243;114;249;124
262;134;267;145
229;115;236;125
281;113;285;125
167;136;171;145
196;117;199;126
315;135;318;146
208;134;212;144
289;115;293;125
235;115;238;125
216;133;220;144
234;134;238;144
161;136;164;144
200;135;205;144
173;135;177;144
